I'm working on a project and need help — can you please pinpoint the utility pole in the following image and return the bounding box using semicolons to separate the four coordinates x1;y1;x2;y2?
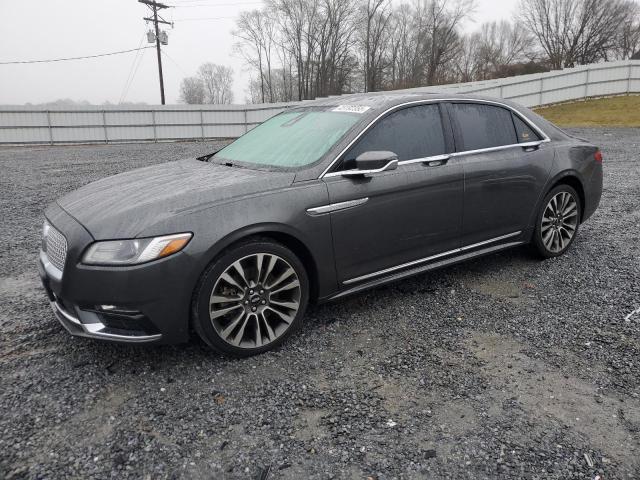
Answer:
138;0;171;105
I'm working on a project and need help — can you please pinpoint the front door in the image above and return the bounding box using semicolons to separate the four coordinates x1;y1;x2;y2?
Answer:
322;103;464;285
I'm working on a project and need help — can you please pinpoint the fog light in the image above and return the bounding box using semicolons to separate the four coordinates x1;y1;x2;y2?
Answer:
95;305;140;315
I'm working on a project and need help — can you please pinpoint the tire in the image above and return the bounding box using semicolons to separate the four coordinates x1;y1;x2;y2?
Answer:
532;184;582;259
192;238;309;357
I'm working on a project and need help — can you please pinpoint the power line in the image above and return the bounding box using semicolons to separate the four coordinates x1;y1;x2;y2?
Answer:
0;47;153;65
170;2;263;7
120;47;148;104
161;50;189;77
172;15;236;21
119;31;148;104
170;0;257;3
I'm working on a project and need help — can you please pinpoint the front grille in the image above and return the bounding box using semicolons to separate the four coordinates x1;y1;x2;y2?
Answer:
45;225;68;272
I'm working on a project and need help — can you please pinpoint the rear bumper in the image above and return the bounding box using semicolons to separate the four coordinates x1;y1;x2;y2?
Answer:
583;162;603;223
39;203;197;345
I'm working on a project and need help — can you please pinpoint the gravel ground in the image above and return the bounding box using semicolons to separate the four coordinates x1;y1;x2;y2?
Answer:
1;129;639;479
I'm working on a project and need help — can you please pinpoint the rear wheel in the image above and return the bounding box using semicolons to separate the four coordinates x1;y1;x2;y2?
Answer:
192;239;309;356
532;184;581;258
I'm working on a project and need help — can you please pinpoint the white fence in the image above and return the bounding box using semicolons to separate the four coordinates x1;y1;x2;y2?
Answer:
395;59;640;108
0;103;292;145
1;60;638;145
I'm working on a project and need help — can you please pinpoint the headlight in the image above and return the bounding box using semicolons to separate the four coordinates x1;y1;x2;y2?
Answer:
82;233;192;266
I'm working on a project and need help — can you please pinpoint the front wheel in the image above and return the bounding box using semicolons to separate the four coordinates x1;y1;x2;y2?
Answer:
532;184;582;258
192;239;309;356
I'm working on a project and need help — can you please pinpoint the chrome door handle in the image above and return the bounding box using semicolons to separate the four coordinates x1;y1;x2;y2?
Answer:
423;155;450;167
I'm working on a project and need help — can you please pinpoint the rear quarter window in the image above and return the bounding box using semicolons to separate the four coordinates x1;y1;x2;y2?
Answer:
512;113;542;143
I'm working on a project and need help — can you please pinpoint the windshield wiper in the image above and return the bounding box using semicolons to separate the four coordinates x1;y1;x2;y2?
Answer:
196;150;218;162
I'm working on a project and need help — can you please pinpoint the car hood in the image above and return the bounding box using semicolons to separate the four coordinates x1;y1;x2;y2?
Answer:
56;159;296;239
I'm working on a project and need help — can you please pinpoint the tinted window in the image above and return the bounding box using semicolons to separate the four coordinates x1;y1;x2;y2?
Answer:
512;113;542;143
344;104;446;164
450;103;518;151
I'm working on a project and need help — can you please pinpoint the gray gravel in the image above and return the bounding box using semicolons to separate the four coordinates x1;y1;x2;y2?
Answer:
1;130;639;479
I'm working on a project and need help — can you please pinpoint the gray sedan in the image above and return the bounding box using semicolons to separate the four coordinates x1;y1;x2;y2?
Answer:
39;93;603;356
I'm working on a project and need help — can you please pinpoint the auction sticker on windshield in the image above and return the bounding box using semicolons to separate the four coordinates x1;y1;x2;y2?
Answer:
332;105;371;114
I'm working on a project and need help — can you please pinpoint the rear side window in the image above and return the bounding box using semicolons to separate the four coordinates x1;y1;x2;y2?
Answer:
512;113;542;143
344;104;446;163
449;103;518;151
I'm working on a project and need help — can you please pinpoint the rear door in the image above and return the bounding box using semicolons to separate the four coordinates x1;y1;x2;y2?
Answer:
446;102;554;246
322;103;463;285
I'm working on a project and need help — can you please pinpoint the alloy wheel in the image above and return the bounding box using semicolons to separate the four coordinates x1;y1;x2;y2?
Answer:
209;253;302;348
541;191;578;253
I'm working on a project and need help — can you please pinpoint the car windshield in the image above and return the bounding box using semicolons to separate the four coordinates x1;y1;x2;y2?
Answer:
213;109;362;169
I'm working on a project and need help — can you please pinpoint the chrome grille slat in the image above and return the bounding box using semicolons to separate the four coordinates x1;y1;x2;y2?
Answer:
45;225;68;272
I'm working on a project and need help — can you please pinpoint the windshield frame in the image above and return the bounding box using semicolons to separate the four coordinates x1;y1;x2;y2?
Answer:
209;106;370;173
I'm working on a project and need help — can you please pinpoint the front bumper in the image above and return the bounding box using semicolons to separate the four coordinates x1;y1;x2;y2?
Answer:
39;203;197;345
48;295;162;343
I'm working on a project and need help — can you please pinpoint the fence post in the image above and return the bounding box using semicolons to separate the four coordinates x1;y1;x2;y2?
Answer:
102;110;108;144
628;61;633;94
499;84;504;98
46;110;53;145
152;110;157;143
539;78;544;106
244;108;248;134
584;67;590;100
200;109;205;141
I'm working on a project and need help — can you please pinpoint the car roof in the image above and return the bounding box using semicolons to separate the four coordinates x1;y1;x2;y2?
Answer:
297;91;522;111
293;91;567;142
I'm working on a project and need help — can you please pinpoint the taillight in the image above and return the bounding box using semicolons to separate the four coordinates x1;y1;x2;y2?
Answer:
594;150;603;163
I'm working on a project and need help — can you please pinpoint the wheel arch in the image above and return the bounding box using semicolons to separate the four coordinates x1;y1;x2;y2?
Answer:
201;223;320;302
547;172;586;223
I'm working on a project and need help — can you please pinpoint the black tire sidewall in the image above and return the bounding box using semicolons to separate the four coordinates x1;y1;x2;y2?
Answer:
533;184;581;258
192;239;309;357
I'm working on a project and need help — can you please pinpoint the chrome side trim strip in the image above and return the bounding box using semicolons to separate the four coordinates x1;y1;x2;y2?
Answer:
459;231;522;251
51;301;163;343
343;231;522;285
319;97;550;179
329;240;524;301
306;197;369;216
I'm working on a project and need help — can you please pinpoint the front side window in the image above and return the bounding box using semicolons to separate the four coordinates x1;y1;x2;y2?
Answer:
342;104;446;166
449;103;518;151
214;109;361;169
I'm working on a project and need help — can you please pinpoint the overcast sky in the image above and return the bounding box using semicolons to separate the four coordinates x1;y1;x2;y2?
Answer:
0;0;518;105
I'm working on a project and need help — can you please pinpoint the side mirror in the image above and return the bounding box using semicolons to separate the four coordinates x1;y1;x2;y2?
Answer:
342;151;398;177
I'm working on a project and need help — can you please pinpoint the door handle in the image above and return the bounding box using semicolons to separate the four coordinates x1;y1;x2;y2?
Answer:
423;155;450;167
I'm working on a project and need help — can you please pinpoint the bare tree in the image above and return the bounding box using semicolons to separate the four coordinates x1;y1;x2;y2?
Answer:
246;68;297;103
179;76;205;104
229;0;639;103
613;1;640;59
361;0;391;92
198;63;234;104
519;0;636;68
471;21;535;79
234;10;277;103
419;0;475;85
